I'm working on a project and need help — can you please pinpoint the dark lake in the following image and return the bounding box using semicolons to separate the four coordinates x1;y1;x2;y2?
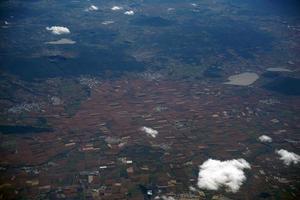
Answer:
0;125;53;135
263;77;300;96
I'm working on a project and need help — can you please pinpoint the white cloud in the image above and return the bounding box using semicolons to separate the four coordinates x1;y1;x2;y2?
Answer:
111;6;123;11
197;158;251;193
258;135;272;143
140;126;158;138
276;149;300;166
46;26;70;35
86;5;98;11
189;186;197;192
124;10;135;15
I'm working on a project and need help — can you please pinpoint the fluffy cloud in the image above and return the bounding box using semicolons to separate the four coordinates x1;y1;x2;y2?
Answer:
86;5;98;11
46;26;70;35
276;149;300;165
111;6;123;11
124;10;135;15
140;126;158;138
258;135;272;143
197;158;251;193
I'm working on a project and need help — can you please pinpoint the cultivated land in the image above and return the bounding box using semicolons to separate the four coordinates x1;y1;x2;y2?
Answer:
0;0;300;199
0;74;299;199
